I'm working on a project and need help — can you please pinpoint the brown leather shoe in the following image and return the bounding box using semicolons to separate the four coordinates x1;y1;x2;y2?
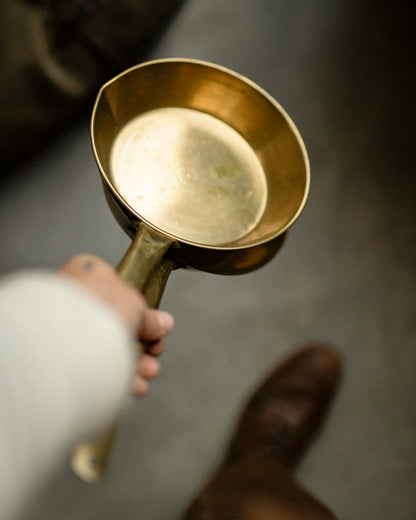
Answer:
224;344;342;469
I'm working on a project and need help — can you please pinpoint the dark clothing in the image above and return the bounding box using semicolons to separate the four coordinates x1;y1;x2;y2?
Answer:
0;0;183;169
184;456;336;520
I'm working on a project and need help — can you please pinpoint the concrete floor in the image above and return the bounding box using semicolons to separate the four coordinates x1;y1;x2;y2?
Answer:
1;1;415;519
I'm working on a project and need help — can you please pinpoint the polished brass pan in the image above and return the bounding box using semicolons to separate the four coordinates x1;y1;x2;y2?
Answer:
71;58;310;482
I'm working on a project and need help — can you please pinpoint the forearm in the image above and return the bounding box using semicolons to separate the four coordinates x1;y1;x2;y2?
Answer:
0;271;136;519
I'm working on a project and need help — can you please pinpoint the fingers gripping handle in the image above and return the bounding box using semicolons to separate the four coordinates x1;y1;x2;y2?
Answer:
70;224;175;482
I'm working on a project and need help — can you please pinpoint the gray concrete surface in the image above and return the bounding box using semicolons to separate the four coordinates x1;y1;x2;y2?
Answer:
1;1;415;519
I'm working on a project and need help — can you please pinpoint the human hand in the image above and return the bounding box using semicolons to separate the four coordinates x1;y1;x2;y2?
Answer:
58;254;174;397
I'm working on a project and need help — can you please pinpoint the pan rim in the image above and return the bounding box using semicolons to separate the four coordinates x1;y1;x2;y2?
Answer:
91;58;310;251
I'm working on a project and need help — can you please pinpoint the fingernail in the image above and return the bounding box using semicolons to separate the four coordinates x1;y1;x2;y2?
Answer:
157;311;174;333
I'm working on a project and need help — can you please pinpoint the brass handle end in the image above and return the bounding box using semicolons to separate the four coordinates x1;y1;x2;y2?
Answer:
71;427;116;483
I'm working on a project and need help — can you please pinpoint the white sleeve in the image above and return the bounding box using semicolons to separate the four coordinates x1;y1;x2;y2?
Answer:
0;271;136;520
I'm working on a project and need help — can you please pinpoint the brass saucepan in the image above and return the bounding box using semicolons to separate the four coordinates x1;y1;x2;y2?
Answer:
71;58;310;482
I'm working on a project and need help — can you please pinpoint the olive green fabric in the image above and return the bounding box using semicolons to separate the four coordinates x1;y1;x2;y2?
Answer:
0;0;184;169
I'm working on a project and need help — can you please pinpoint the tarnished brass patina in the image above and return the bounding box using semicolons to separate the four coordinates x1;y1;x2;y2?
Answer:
71;58;310;482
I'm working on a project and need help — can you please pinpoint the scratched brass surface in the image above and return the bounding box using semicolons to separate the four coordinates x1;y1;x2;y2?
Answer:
110;107;267;245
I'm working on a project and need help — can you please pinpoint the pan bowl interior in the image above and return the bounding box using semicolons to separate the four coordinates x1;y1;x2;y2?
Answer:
92;59;309;249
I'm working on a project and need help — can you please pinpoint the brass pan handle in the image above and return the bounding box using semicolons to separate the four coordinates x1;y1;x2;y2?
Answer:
71;223;176;482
